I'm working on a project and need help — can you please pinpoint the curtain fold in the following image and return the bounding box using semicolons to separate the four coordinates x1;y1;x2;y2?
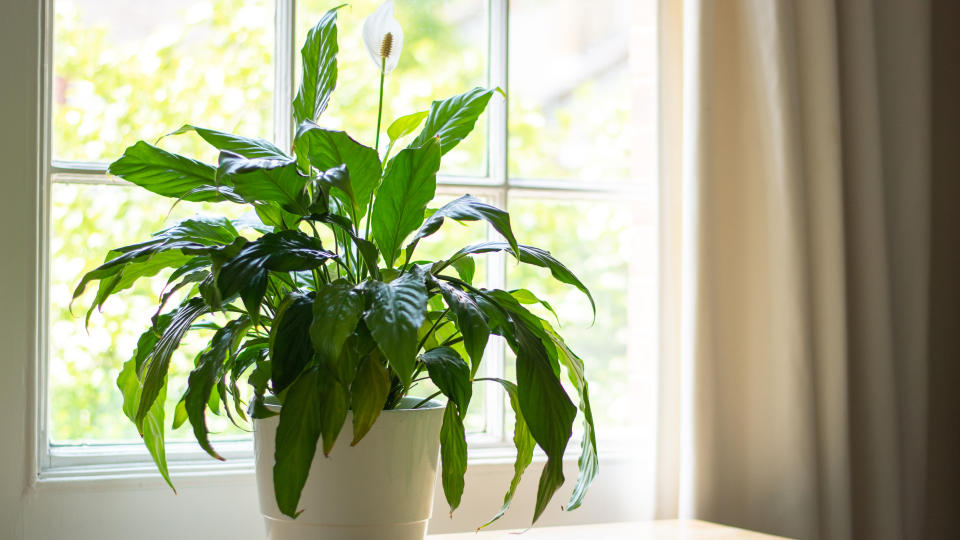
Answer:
656;1;934;539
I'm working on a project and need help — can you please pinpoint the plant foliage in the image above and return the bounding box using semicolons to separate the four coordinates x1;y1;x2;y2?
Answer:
76;5;597;526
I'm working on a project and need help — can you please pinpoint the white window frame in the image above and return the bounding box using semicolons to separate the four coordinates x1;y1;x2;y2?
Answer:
13;0;655;537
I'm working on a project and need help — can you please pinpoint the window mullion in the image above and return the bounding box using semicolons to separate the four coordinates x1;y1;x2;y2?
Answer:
275;0;296;151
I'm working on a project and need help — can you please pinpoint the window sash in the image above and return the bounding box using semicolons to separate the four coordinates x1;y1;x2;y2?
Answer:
38;0;639;478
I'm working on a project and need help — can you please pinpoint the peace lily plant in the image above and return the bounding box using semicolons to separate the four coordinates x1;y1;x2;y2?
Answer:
75;0;598;530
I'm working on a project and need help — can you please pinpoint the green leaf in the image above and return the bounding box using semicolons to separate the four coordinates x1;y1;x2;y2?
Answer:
514;323;576;523
310;280;363;380
479;378;535;528
539;323;598;511
292;5;345;124
511;288;560;325
269;293;315;394
108;141;224;202
274;367;323;518
165;125;289;159
410;87;500;155
420;347;472;416
444;241;595;317
410;195;519;257
314;213;381;279
296;123;382;219
363;267;428;387
136;298;208;425
317;374;349;457
449;256;475;285
118;324;174;492
314;164;355;215
183;318;250;460
437;281;490;377
350;353;390;445
439;401;467;514
218;153;310;213
372;139;441;267
217;230;335;308
387;111;429;142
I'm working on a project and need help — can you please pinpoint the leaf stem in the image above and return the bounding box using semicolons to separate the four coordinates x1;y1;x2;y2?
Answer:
365;58;387;242
417;308;450;351
412;391;442;409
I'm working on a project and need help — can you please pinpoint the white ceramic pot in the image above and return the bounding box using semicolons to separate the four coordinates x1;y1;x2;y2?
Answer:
253;397;446;540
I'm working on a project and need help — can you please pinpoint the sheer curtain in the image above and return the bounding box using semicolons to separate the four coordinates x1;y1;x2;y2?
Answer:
654;1;957;539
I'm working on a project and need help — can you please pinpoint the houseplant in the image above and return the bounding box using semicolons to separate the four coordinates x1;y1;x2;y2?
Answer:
74;1;597;537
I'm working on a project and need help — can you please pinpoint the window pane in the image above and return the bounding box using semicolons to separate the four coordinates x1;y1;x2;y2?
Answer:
505;195;655;437
53;0;274;163
297;0;489;177
508;0;641;182
49;184;249;444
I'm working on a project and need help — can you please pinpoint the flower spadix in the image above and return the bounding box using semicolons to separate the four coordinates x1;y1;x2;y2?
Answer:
362;0;404;74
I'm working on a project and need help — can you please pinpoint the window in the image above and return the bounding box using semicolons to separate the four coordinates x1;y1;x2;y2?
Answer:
39;0;657;533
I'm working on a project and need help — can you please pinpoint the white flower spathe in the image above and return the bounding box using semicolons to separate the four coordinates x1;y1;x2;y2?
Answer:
362;0;404;74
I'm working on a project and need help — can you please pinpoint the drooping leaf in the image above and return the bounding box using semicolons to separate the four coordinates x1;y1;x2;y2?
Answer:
108;141;223;202
363;267;428;387
292;5;345;124
136;298;208;425
183;318;251;460
387;110;429;142
310;280;363;380
443;241;595;316
419;347;472;416
350;352;390;445
317;374;349;456
439;401;467;514
510;288;560;325
410;87;500;155
274;367;323;518
513;322;576;523
269;293;315;394
314;164;355;216
371;139;441;266
478;378;535;528
296;123;382;219
165;125;289;160
437;281;490;377
118;320;174;491
410;195;519;257
218;153;310;213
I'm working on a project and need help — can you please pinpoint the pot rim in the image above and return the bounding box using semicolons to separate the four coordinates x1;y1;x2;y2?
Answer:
262;396;445;415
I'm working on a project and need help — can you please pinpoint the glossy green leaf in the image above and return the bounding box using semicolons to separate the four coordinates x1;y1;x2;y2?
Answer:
387;111;429;142
310;280;363;379
314;164;355;215
350;353;390;445
292;5;345;124
371;139;441;266
513;323;576;523
444;241;595;317
419;347;471;415
317;374;349;457
136;298;208;425
449;255;475;285
108;141;223;202
410;195;519;257
410;87;500;155
479;378;534;528
437;281;489;377
295;123;381;218
269;293;315;394
363;267;428;387
439;401;467;514
183;318;250;460
118;323;174;492
218;153;310;213
274;368;324;518
165;125;289;160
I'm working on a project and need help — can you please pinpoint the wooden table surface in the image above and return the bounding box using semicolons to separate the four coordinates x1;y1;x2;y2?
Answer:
429;519;793;539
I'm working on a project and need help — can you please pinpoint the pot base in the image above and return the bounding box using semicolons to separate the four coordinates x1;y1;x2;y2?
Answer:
264;517;429;540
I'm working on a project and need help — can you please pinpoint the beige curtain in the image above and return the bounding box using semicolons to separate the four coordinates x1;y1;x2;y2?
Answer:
654;1;949;539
